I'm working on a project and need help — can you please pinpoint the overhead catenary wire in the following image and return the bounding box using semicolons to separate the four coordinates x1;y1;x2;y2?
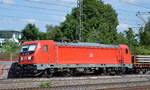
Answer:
105;0;150;9
24;0;75;8
118;0;150;10
118;16;142;28
48;0;76;4
0;0;146;31
0;18;51;24
0;0;75;31
0;6;66;17
118;17;140;23
126;0;150;8
118;12;139;19
0;0;73;29
117;11;136;17
103;0;148;16
102;0;141;19
0;14;62;23
103;0;147;29
116;8;136;13
0;2;69;13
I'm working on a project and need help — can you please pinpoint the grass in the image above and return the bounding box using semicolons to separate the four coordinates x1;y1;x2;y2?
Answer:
39;82;53;87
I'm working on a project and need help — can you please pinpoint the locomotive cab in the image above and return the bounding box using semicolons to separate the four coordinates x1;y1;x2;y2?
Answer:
19;41;38;64
19;43;37;64
19;40;55;65
17;40;55;77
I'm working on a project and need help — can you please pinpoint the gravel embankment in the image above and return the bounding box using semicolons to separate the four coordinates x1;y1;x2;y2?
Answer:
1;75;150;90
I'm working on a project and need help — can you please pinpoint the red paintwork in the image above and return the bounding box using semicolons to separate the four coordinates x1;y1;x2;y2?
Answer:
19;40;132;65
118;44;132;64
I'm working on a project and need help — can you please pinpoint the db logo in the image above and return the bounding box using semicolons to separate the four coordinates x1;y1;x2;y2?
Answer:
89;53;94;58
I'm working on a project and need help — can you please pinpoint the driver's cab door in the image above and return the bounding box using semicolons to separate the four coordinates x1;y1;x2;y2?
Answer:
40;44;50;64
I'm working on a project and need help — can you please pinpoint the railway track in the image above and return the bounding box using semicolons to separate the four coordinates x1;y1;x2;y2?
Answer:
1;74;150;82
1;81;150;90
1;75;150;90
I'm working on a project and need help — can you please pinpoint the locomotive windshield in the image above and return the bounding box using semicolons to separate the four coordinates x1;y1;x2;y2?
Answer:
20;44;37;55
21;44;37;52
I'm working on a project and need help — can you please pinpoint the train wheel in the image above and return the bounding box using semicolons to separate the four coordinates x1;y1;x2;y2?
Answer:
139;71;144;74
33;70;43;77
43;69;53;78
145;71;150;75
62;71;71;77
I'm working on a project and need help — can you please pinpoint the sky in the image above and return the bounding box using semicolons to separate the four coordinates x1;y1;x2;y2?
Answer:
103;0;150;33
0;0;149;33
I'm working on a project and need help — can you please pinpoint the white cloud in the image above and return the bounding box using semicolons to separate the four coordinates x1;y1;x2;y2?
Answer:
1;0;15;5
22;18;37;23
119;0;136;3
37;21;49;24
28;0;41;1
53;15;66;21
23;18;51;24
109;0;136;4
60;0;76;3
117;23;130;31
29;0;76;3
0;18;50;25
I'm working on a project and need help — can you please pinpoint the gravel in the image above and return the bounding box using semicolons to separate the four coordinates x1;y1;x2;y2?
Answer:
1;75;150;90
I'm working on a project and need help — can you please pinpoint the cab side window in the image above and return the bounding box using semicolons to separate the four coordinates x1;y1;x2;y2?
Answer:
43;45;48;52
126;48;128;54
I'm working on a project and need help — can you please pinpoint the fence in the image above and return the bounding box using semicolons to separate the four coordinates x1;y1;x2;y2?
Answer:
0;53;18;61
0;53;18;79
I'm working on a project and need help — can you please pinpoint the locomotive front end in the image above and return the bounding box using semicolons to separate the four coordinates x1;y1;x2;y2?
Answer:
16;41;40;77
16;40;55;77
19;42;38;64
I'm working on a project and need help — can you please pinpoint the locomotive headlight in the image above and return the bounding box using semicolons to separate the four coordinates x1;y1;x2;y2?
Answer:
28;56;33;61
28;56;32;60
20;57;23;61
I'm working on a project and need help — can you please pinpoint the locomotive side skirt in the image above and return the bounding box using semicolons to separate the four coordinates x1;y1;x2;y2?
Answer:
35;64;133;70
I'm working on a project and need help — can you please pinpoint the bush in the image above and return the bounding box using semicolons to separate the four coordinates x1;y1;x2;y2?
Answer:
39;82;53;87
2;41;20;53
136;45;150;55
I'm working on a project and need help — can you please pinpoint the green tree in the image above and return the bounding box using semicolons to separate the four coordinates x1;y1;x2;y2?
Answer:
21;24;40;41
136;19;150;55
115;32;128;45
39;32;49;40
46;25;62;40
2;41;20;53
136;46;150;55
124;28;137;53
59;0;118;43
139;19;150;46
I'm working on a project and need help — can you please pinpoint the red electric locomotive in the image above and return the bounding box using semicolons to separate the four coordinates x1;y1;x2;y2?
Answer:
17;40;132;77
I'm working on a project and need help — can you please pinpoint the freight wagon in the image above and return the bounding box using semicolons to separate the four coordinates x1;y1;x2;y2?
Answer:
12;40;135;77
